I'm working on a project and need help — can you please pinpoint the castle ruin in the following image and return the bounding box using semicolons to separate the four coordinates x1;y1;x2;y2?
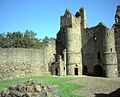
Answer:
0;6;120;80
52;5;120;78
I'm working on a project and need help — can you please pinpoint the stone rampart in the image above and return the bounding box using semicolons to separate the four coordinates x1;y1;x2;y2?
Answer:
0;47;54;80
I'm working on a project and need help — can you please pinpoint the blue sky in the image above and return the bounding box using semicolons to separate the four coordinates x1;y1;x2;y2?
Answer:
0;0;120;39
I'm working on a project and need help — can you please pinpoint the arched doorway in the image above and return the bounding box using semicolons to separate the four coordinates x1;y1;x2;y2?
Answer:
94;65;104;77
83;65;88;75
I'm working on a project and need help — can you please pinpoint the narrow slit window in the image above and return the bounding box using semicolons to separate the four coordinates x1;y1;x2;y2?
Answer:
97;52;101;60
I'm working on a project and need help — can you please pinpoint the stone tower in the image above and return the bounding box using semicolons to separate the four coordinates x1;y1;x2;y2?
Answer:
114;5;120;77
103;28;118;77
60;9;82;75
79;7;86;32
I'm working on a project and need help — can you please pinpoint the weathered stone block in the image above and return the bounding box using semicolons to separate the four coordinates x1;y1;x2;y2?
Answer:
34;85;42;92
0;80;60;97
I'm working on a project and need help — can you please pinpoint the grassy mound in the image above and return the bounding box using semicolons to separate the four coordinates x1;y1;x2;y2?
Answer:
0;76;83;97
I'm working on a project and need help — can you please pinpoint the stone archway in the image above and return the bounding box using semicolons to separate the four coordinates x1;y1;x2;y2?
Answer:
94;65;104;77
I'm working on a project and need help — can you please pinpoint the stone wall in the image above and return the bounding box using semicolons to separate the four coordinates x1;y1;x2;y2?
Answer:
83;23;106;74
83;27;96;73
114;24;120;77
83;22;118;77
0;40;56;80
114;5;120;77
55;6;120;77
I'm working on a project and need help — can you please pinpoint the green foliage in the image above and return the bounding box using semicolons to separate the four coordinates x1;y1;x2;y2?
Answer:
0;76;83;97
0;30;54;49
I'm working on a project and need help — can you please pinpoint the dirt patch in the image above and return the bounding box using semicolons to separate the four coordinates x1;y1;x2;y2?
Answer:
71;76;120;97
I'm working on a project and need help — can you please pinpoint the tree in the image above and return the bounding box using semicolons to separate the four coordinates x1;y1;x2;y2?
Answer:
0;30;54;49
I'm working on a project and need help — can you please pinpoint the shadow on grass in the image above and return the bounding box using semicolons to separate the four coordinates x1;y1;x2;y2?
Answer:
95;88;120;97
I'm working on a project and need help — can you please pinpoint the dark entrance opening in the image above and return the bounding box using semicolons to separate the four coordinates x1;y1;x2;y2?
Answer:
55;68;58;75
49;62;55;75
97;52;101;60
94;65;104;77
83;65;87;75
75;68;78;75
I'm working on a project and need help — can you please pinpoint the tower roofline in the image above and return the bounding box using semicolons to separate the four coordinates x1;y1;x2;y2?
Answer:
79;7;86;12
64;8;72;16
96;22;109;29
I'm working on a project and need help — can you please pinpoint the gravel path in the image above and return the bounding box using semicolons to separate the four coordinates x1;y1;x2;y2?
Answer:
71;76;120;97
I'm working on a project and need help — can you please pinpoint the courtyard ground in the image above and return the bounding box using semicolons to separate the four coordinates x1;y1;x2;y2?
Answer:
72;76;120;97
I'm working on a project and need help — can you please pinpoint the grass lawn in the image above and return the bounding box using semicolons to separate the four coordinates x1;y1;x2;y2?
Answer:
0;76;84;97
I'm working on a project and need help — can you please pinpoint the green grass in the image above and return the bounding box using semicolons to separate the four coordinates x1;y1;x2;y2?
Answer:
0;76;83;97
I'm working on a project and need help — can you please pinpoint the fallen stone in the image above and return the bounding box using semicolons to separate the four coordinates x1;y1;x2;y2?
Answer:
0;79;61;97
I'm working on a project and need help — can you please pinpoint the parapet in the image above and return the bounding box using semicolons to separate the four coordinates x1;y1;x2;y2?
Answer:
79;7;87;29
64;8;72;16
60;8;81;28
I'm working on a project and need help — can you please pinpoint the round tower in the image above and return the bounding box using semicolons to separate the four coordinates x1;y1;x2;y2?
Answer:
103;28;118;77
65;15;82;75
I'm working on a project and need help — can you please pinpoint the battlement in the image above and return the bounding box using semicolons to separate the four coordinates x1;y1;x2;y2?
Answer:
79;7;86;29
60;8;81;28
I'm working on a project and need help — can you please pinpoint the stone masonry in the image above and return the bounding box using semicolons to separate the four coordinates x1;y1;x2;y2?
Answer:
0;80;60;97
0;39;56;80
55;5;120;77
